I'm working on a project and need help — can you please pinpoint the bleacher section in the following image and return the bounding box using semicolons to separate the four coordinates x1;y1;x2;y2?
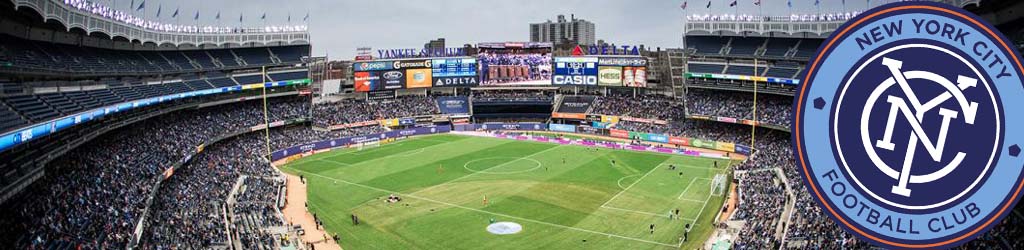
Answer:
268;71;309;82
727;37;764;56
687;36;728;54
687;63;726;74
686;35;824;60
0;34;306;75
0;72;304;134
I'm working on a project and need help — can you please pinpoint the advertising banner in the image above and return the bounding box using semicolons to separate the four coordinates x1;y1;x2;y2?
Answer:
366;90;396;100
405;68;433;88
399;118;416;126
380;70;406;90
610;129;629;138
481;123;545;131
548;123;577;133
600;115;620;123
623;66;648;87
354;71;381;92
327;120;378;130
716;116;739;123
271;126;450;161
592;122;610;129
598;57;648;67
669;136;690;146
716;142;736;152
552;57;599;85
735;144;752;155
690;139;718;149
436;96;470;114
551;112;586;119
598;66;623;86
646;133;669;143
432;57;479;87
353;61;393;71
556;96;595;114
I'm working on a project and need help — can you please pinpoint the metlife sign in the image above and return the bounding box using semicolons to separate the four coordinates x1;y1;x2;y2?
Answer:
552;57;598;85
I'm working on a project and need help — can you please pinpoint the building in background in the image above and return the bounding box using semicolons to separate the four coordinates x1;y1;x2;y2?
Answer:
424;38;446;50
530;14;595;46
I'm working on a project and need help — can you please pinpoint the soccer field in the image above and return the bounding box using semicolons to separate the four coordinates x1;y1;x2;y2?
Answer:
280;134;733;250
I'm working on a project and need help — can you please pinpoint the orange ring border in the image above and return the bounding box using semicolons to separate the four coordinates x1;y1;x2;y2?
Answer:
795;4;1024;249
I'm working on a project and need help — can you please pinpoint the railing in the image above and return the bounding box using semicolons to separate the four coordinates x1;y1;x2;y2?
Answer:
11;0;309;46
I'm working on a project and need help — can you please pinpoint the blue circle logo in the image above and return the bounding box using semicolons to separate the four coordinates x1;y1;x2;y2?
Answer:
793;2;1024;248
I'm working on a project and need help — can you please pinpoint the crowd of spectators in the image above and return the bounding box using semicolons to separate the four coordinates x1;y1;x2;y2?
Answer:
0;96;307;249
686;89;793;127
142;123;382;249
312;96;439;127
472;90;555;102
731;171;786;250
590;94;685;121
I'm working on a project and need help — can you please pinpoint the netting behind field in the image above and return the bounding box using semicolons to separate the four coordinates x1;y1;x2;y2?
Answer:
711;174;727;196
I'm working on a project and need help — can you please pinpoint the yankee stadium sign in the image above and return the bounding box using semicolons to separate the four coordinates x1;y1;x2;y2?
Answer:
793;2;1024;248
377;47;467;59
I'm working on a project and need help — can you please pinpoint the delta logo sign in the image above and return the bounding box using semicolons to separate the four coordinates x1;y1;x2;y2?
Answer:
793;2;1024;248
571;44;641;56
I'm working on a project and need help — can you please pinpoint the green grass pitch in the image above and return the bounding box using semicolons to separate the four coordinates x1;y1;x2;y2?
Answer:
281;134;734;250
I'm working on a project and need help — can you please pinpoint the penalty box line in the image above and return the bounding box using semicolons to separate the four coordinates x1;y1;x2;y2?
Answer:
289;168;680;248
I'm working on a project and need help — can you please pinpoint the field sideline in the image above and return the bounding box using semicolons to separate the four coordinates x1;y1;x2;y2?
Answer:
280;134;734;250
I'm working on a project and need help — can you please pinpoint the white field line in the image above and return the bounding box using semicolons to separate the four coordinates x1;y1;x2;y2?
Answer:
316;158;353;166
600;205;670;218
410;145;563;196
616;174;641;189
289;169;679;248
676;179;698;199
598;163;667;208
318;138;460;167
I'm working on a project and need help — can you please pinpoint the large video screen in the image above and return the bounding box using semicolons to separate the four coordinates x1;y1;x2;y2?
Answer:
477;42;553;86
552;57;598;85
432;58;478;87
551;56;648;87
354;58;479;92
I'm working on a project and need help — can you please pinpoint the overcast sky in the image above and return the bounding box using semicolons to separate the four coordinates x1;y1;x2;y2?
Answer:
104;0;894;58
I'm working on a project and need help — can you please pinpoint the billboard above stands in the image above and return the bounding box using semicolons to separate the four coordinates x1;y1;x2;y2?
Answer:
436;96;470;114
405;68;433;88
354;71;381;92
478;42;553;86
622;66;647;87
552;57;598;85
432;57;480;87
598;66;623;86
598;57;647;67
380;70;406;90
353;61;393;71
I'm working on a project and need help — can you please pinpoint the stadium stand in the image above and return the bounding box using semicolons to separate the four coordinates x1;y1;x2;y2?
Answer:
312;95;440;128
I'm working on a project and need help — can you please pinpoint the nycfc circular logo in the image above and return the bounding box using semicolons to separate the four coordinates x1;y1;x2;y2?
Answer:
794;2;1024;248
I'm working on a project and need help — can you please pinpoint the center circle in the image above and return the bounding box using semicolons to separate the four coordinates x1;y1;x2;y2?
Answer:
463;157;543;174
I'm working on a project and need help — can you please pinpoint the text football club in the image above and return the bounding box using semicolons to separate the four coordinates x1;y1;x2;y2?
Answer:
793;2;1024;249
